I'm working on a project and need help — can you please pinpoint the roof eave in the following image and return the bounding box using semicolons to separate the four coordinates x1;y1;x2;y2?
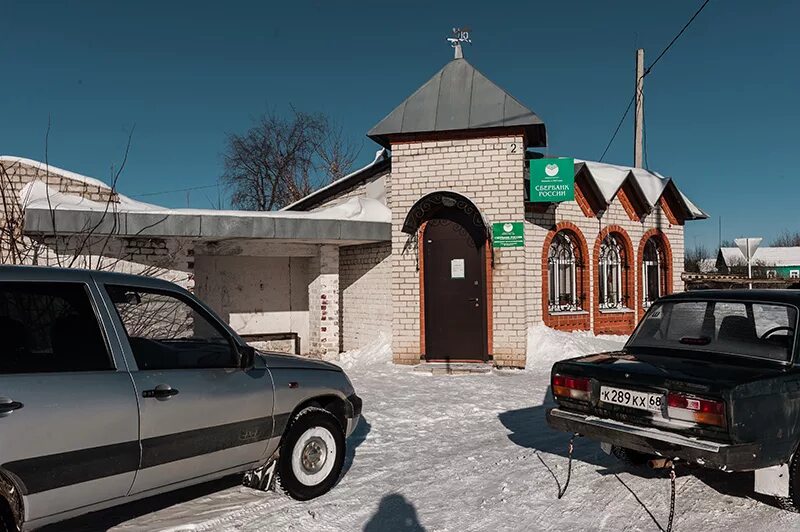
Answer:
368;122;546;149
282;149;390;211
23;206;391;244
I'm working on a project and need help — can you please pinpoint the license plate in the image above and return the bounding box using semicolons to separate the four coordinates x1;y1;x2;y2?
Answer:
600;386;663;412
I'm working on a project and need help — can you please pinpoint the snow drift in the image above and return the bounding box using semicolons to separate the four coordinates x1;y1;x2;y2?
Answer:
526;324;627;370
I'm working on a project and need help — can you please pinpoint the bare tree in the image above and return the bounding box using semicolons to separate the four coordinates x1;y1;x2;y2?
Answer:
772;230;800;247
222;109;361;210
317;122;361;181
684;243;711;273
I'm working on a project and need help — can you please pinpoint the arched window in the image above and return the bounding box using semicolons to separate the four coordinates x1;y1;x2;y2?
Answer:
642;237;662;307
599;234;626;309
548;232;583;312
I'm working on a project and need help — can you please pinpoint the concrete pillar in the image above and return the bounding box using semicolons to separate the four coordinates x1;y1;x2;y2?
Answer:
308;244;340;357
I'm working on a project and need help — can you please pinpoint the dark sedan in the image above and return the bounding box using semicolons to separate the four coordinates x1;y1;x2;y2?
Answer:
546;290;800;510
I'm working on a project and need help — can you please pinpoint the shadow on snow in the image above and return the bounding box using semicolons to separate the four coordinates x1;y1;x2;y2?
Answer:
498;385;783;529
363;493;425;532
46;415;372;531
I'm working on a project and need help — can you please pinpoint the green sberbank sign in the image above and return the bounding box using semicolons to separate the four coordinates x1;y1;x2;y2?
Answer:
492;222;524;248
530;158;575;203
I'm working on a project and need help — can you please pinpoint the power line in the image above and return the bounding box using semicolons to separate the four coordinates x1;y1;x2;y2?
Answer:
599;94;635;162
644;0;712;77
599;0;712;162
131;183;220;198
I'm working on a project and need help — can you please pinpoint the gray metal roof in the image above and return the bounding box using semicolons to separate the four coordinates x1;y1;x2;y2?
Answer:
23;206;390;245
368;58;546;147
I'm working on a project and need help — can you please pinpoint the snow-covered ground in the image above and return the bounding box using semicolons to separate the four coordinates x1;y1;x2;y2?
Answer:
59;326;800;531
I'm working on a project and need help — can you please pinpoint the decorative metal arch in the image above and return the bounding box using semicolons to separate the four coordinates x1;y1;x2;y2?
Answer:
402;190;492;270
401;190;490;240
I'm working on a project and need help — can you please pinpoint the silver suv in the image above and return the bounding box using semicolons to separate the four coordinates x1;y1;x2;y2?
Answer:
0;266;361;530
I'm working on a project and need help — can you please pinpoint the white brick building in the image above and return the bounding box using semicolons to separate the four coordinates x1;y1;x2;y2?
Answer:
286;55;706;368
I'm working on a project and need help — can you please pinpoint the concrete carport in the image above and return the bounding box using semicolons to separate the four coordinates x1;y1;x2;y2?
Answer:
23;191;390;357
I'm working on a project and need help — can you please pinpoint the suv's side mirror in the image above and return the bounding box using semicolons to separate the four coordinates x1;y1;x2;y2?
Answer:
239;344;256;370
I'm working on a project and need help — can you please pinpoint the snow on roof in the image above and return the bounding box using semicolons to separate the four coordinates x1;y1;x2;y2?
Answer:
20;180;391;224
575;160;629;203
719;246;800;267
281;148;389;211
20;180;162;212
698;258;718;273
0;155;112;190
629;168;668;206
678;190;709;219
574;159;707;220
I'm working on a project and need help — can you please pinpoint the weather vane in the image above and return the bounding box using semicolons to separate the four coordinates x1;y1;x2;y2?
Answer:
446;27;471;59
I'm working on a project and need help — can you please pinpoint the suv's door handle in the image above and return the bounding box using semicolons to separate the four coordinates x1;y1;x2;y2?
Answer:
0;399;23;414
142;386;179;399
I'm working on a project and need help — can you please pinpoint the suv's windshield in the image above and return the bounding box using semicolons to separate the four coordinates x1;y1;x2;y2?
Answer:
628;300;798;362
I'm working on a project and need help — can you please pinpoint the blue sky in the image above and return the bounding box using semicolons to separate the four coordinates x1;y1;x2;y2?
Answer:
2;0;798;250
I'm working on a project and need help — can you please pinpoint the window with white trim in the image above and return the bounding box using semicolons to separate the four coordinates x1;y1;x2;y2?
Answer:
599;234;626;309
548;231;583;312
791;270;800;279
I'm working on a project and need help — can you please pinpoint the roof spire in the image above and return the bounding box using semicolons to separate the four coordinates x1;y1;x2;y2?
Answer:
446;27;471;59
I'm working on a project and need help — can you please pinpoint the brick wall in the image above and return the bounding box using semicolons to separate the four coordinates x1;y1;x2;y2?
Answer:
526;188;685;337
339;242;392;351
0;158;117;204
33;234;194;289
389;134;528;368
308;245;340;357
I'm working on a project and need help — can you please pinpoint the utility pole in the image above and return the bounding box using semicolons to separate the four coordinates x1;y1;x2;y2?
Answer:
634;48;645;168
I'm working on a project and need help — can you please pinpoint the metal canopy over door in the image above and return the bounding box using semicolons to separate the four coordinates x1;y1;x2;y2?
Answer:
423;211;488;361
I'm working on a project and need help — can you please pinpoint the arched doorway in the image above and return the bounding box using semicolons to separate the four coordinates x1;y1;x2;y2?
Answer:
404;192;489;362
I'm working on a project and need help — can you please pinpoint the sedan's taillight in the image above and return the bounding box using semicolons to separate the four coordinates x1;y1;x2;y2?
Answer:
667;392;726;428
552;374;591;402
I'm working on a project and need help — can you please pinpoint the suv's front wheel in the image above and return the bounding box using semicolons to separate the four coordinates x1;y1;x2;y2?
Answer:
276;407;346;501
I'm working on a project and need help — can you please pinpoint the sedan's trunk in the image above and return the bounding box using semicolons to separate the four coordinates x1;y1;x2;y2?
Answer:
551;349;786;442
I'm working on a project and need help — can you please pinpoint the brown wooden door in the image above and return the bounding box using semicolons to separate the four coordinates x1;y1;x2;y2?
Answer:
423;216;488;361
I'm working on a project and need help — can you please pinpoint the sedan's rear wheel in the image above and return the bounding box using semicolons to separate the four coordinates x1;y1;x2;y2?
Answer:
276;407;345;501
775;453;800;512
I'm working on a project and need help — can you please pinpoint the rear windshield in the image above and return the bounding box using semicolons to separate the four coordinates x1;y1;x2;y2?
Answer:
628;300;798;362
